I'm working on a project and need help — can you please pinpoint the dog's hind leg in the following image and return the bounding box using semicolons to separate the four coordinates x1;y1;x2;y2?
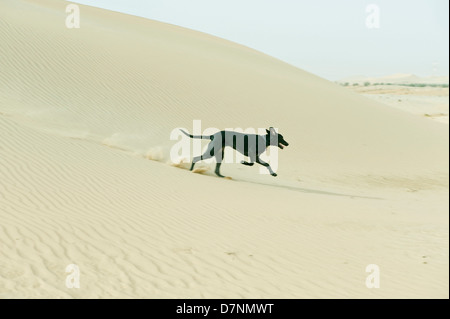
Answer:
190;142;215;171
214;147;225;178
214;163;225;178
190;156;201;171
241;161;254;166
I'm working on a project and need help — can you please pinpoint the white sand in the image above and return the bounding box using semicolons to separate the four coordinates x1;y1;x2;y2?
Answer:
0;0;448;298
344;85;449;124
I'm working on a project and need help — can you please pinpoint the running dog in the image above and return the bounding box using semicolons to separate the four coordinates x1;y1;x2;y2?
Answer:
180;127;289;177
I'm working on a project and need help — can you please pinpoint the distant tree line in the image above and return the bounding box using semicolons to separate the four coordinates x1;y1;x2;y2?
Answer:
337;82;449;88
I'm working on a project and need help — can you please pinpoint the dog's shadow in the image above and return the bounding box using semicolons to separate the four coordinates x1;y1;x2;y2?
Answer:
170;160;381;200
232;178;383;200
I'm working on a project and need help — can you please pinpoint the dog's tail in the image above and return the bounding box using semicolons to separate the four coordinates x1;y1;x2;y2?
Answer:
180;129;213;140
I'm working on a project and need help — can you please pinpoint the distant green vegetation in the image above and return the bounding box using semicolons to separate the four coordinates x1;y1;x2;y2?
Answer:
398;83;449;88
338;82;448;88
403;83;427;88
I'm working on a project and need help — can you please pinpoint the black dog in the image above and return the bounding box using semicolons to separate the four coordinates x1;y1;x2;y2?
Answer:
180;127;289;177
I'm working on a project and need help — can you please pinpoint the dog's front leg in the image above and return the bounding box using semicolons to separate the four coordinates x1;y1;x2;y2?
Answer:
256;156;277;177
241;160;254;166
241;148;257;167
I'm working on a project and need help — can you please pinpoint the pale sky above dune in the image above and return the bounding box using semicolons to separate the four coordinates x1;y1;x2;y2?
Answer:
71;0;449;80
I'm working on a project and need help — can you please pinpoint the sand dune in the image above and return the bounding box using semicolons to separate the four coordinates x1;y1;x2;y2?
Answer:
344;84;449;124
0;0;448;298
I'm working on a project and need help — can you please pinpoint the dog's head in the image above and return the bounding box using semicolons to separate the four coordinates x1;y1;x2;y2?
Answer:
266;127;289;150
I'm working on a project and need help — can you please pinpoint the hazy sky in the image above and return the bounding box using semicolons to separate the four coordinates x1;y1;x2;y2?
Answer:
70;0;449;80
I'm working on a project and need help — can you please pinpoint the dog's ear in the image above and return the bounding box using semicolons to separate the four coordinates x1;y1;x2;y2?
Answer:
269;127;277;136
266;129;270;134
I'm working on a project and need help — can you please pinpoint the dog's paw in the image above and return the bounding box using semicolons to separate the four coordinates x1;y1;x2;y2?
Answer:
271;173;278;177
241;161;254;166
